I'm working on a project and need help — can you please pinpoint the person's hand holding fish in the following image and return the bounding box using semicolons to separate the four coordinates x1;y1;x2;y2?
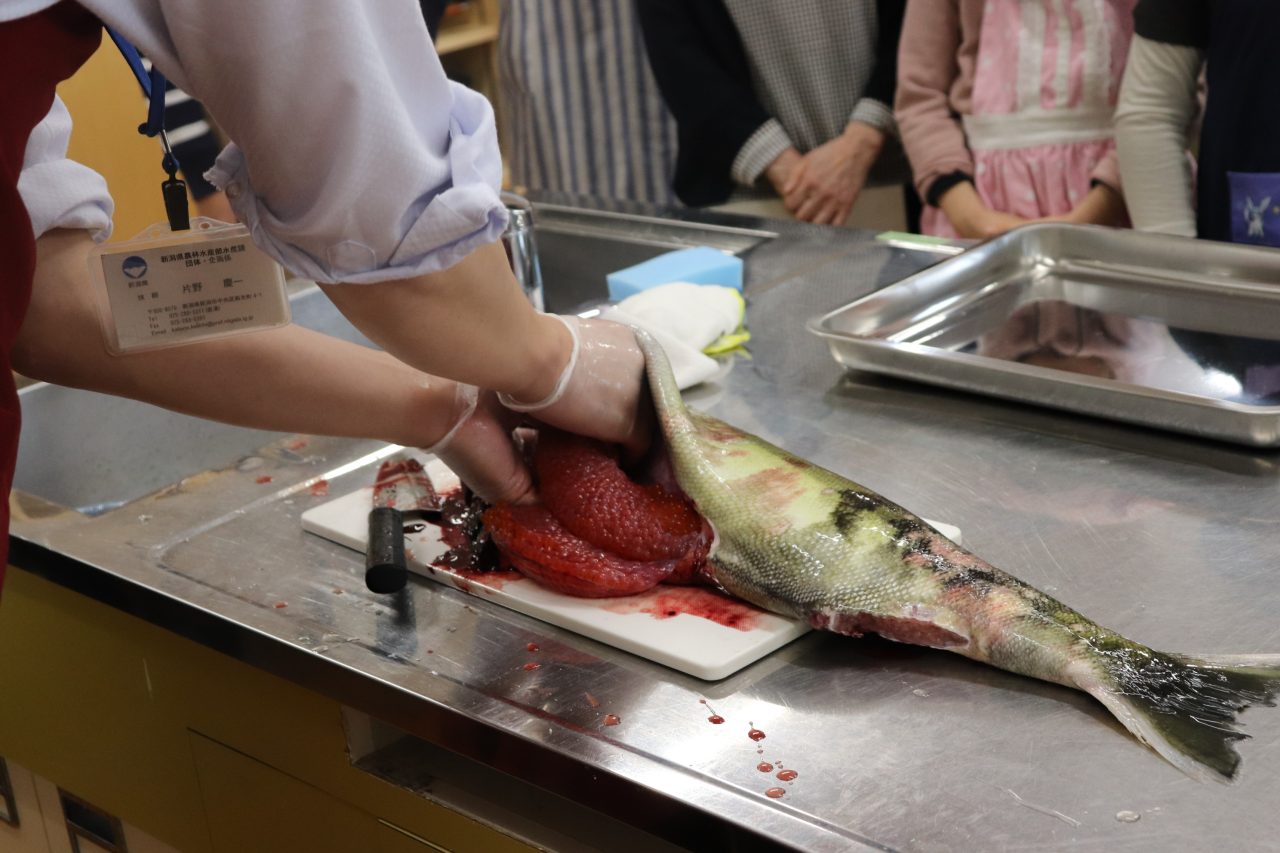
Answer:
432;316;652;506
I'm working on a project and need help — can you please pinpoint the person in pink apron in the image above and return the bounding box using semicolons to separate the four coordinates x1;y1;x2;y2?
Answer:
896;0;1134;239
2;0;654;596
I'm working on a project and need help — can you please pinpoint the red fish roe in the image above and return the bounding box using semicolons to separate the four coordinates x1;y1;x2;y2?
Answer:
485;503;678;597
757;762;774;773
765;787;785;799
777;770;798;782
748;728;766;742
535;428;704;562
603;714;621;726
708;715;725;725
526;642;540;652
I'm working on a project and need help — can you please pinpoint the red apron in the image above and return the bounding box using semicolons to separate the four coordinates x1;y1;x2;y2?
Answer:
0;3;102;589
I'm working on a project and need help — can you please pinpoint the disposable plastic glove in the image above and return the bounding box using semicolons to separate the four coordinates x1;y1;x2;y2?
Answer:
497;315;652;457
425;384;536;505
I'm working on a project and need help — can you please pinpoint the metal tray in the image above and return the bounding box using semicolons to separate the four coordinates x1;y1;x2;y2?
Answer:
809;223;1280;446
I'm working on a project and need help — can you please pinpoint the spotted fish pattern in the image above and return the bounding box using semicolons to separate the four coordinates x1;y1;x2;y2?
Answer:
635;328;1280;782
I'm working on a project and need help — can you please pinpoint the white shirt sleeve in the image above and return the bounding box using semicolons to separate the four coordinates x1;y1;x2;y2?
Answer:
1114;35;1204;237
80;0;507;284
18;96;114;242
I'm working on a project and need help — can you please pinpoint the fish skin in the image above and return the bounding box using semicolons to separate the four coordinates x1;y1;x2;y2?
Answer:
634;328;1280;781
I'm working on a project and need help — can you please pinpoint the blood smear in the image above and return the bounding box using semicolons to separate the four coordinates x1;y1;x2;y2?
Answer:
308;479;329;496
255;475;273;484
522;662;541;671
526;642;540;652
602;586;762;630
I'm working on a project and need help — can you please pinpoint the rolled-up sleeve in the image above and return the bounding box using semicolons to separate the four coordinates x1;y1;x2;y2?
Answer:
18;96;114;242
84;0;507;284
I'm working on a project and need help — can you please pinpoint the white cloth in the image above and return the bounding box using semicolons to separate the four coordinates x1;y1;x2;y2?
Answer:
9;0;507;284
1114;34;1204;237
601;283;743;389
18;96;113;241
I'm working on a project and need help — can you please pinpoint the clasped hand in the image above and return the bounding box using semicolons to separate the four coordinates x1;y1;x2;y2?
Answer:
766;122;886;226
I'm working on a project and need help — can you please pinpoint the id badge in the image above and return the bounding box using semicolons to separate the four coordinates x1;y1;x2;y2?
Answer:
89;218;291;354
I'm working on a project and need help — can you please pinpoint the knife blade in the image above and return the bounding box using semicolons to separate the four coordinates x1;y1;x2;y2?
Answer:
366;455;442;593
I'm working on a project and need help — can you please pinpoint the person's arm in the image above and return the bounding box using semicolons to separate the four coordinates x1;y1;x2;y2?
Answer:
16;231;458;451
84;0;648;454
16;230;543;503
1114;35;1203;236
634;0;793;194
894;0;974;209
852;0;906;138
781;122;886;225
1041;183;1128;228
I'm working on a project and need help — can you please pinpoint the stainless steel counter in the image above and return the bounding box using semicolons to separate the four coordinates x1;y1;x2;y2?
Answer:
12;197;1280;851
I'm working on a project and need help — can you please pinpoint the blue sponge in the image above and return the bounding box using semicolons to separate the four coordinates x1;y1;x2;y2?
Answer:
606;247;743;302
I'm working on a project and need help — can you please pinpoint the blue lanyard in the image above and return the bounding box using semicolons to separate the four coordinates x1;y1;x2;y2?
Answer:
107;27;191;231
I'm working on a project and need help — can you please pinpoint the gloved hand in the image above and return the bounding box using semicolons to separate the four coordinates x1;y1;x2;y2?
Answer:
425;384;536;505
497;316;652;457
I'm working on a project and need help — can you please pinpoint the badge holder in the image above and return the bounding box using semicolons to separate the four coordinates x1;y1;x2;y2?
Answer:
89;218;291;354
94;29;290;354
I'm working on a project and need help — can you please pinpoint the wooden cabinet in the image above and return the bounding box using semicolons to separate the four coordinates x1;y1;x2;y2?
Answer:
0;569;534;853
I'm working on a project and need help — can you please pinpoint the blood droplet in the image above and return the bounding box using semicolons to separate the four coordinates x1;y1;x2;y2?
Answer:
757;763;774;773
585;693;601;708
332;588;344;595
526;642;540;652
255;475;273;484
777;770;798;782
708;715;725;725
748;728;766;742
273;601;287;609
522;662;541;671
765;787;785;799
603;714;621;726
309;479;329;496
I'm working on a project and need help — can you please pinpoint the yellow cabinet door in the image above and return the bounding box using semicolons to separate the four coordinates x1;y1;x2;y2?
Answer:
191;733;446;853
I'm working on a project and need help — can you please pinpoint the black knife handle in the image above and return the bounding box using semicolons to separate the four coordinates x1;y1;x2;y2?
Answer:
365;506;408;593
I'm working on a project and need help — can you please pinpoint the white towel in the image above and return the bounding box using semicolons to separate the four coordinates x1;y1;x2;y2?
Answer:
601;282;744;389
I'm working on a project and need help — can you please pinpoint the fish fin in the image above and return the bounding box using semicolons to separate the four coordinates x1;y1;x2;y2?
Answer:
1074;650;1280;783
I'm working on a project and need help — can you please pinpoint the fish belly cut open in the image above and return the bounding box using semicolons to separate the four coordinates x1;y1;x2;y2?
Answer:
484;429;711;596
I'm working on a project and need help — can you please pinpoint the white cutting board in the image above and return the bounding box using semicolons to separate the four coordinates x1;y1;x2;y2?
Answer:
302;454;960;681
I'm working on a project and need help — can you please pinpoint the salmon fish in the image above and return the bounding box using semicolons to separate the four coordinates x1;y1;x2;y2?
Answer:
632;328;1280;782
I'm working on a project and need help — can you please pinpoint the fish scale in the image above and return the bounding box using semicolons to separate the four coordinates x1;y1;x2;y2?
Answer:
635;327;1280;782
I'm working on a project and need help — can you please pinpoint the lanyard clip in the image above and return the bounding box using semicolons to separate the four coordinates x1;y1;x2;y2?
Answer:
160;137;191;232
107;27;191;232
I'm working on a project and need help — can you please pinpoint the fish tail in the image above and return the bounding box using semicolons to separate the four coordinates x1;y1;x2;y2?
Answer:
1076;647;1280;782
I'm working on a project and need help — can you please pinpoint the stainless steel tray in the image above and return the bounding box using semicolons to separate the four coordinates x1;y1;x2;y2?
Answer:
809;223;1280;446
